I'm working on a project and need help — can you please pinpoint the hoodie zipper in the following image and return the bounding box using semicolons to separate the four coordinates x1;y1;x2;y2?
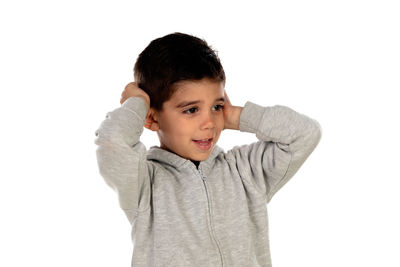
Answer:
198;167;225;266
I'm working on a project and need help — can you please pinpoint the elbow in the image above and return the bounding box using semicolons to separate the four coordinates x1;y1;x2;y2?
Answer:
314;120;322;144
308;119;322;151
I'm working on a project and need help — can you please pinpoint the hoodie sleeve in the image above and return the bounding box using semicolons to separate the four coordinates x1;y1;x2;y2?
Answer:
94;97;151;224
226;101;322;203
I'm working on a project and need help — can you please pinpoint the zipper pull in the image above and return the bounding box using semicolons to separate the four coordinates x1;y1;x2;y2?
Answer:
199;168;206;180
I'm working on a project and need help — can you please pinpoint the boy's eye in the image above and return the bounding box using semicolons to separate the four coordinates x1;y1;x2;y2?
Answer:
183;104;224;115
183;107;198;114
212;104;224;111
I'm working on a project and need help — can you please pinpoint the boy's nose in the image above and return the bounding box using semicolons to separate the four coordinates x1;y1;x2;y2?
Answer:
200;112;216;130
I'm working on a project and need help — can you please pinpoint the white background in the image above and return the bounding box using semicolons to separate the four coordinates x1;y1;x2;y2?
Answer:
1;0;399;266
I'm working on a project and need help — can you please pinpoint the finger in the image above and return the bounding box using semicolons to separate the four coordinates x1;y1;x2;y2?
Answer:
224;90;232;105
120;93;126;104
125;82;137;90
125;81;136;87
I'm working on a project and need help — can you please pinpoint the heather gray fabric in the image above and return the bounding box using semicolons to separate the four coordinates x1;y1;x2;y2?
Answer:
94;97;322;267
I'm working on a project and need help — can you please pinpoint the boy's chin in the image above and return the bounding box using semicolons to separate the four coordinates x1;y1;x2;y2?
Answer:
187;149;214;161
161;144;213;161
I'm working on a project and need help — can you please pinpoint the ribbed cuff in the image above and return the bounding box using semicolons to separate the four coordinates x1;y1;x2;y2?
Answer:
121;97;148;120
239;101;266;134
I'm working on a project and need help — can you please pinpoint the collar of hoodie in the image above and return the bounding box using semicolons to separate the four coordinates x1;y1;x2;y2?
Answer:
146;145;224;176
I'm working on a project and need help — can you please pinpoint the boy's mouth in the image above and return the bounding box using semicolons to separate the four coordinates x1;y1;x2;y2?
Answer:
193;138;213;151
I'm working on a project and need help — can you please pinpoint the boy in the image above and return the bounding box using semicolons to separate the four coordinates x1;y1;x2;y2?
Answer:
95;32;321;266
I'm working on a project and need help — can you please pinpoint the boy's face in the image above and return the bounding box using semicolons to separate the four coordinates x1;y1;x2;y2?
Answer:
154;78;225;161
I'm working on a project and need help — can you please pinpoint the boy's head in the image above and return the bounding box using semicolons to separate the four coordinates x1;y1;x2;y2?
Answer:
134;32;226;111
134;33;227;161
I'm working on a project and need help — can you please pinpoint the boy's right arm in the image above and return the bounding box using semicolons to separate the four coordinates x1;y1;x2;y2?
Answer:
94;88;151;225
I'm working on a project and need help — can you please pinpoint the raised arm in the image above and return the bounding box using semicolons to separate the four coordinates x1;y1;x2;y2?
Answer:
226;101;322;203
94;83;152;224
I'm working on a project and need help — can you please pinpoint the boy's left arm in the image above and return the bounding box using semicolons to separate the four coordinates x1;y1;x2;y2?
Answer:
225;100;322;203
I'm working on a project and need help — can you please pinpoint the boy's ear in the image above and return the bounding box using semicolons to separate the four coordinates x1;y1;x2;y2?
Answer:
144;108;160;131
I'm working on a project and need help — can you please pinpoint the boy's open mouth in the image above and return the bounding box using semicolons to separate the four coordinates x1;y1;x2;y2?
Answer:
193;138;213;151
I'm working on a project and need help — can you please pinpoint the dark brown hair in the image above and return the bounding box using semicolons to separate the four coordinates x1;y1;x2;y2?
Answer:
134;32;226;111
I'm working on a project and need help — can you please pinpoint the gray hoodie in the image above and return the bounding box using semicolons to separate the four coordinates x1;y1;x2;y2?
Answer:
94;97;322;267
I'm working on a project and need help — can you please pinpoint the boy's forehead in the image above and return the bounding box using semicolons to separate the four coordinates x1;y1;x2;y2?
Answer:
170;79;225;102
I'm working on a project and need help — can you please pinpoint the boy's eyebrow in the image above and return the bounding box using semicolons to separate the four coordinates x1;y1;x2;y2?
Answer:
175;97;226;108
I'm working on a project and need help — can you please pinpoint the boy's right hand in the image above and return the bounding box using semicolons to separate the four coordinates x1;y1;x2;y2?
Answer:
120;82;150;111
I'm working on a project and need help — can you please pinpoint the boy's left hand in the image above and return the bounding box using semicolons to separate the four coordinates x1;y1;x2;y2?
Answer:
223;90;243;130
